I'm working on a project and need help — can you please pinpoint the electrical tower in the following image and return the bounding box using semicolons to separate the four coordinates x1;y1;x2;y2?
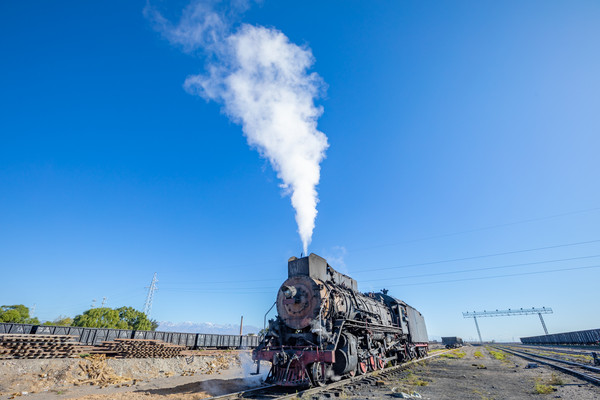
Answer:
143;273;158;317
463;307;553;343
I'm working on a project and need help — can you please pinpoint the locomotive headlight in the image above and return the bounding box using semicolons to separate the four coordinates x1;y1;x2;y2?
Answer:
281;285;297;299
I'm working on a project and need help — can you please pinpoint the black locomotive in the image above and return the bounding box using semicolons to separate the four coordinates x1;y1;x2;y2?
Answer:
253;253;429;386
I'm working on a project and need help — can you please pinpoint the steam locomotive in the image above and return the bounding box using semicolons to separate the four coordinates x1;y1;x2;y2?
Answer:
253;253;429;387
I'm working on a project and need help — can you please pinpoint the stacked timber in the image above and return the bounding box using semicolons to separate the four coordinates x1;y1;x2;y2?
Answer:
92;339;184;358
0;334;91;359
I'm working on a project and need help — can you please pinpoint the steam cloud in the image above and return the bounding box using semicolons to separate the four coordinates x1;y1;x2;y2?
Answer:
147;2;328;253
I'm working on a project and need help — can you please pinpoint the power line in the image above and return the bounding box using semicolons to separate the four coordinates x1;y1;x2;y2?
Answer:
361;254;600;282
138;207;600;278
350;206;600;252
380;264;600;288
157;238;600;287
159;253;600;290
156;254;600;292
352;238;600;273
114;263;600;295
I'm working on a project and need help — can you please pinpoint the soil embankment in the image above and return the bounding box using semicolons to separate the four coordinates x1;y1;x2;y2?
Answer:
0;351;268;400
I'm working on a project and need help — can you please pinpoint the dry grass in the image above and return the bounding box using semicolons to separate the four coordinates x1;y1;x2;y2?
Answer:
546;373;564;386
487;349;507;361
395;370;430;392
534;382;555;394
533;373;564;394
439;350;466;359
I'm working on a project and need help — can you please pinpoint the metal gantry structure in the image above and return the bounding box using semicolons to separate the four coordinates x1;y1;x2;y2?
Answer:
463;307;553;343
143;273;159;317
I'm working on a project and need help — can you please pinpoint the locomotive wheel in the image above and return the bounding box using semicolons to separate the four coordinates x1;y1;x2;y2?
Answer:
368;356;375;371
377;357;385;370
310;362;326;387
357;361;368;375
409;348;417;359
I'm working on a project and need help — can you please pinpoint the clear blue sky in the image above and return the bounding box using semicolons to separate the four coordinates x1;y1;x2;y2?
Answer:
1;1;599;341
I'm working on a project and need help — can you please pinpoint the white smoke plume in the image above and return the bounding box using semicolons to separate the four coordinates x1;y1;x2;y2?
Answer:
146;2;328;253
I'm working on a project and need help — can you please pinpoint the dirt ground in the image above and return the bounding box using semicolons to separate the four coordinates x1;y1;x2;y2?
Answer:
4;346;600;400
0;351;269;400
343;345;600;400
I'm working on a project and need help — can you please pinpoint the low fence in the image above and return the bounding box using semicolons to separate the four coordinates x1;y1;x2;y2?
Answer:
0;322;260;349
521;328;600;346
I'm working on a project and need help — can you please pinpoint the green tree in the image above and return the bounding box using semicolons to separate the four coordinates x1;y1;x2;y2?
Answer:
115;307;152;331
43;316;73;326
0;305;40;324
73;308;121;328
73;307;153;330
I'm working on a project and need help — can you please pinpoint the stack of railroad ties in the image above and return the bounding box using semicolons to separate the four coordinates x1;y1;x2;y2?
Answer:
0;334;185;359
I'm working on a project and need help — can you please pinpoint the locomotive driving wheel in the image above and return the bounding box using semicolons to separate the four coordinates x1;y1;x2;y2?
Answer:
310;362;326;387
357;360;368;375
409;347;417;360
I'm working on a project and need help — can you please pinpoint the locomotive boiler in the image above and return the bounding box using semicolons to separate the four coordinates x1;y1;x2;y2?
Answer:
253;253;429;386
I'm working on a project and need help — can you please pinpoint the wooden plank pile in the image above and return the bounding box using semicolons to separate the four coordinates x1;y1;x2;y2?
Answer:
0;334;91;359
91;338;184;358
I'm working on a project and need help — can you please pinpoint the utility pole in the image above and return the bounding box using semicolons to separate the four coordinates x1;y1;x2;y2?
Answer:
143;273;159;317
30;303;36;318
101;297;107;307
240;316;244;335
91;299;97;308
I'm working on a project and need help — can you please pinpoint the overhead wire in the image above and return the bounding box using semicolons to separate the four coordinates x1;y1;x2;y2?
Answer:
351;238;600;273
152;253;600;292
361;254;600;282
379;264;600;288
157;238;600;287
139;206;600;278
349;206;600;252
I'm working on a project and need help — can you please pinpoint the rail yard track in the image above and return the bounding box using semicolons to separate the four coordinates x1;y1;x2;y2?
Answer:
494;345;600;386
207;349;452;400
517;344;600;355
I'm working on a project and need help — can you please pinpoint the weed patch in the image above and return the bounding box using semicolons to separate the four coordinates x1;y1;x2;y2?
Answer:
474;350;484;358
395;371;431;393
534;382;555;394
487;349;507;361
439;350;466;359
546;373;564;386
533;374;564;394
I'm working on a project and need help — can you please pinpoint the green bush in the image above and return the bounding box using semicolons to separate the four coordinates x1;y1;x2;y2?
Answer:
0;305;39;324
73;306;154;330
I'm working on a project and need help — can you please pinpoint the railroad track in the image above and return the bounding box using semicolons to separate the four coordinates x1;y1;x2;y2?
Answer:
494;345;600;386
516;344;600;355
208;349;452;400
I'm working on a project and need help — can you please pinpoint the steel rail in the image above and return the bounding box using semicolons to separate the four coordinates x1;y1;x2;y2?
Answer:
516;344;600;354
502;351;600;374
494;346;600;386
207;384;279;400
206;348;453;400
506;346;600;372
